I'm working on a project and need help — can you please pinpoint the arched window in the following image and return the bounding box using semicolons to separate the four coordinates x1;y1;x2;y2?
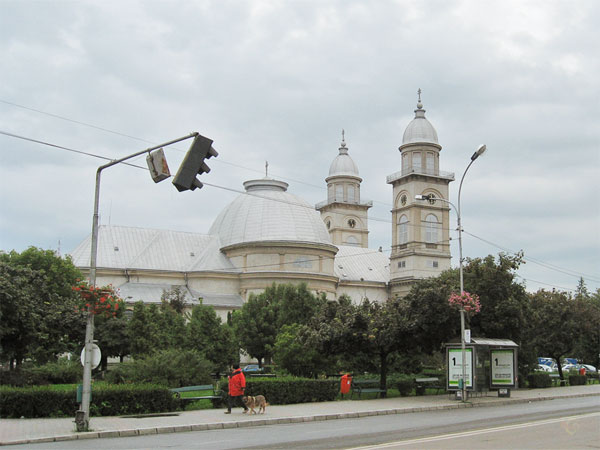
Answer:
398;215;408;244
425;214;440;243
348;185;355;203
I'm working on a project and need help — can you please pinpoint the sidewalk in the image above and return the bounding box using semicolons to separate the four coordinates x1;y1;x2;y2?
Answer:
1;384;599;446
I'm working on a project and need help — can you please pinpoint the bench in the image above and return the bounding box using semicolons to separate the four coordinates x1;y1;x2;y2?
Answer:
549;374;567;386
170;384;222;403
414;377;444;395
351;379;387;398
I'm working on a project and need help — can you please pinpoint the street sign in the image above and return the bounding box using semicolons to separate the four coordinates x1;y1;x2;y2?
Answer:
80;344;101;370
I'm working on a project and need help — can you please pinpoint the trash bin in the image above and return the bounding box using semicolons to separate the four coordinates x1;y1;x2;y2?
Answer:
340;374;352;397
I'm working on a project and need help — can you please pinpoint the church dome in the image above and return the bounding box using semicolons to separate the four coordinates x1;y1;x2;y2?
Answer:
209;177;333;248
328;133;360;177
402;101;439;145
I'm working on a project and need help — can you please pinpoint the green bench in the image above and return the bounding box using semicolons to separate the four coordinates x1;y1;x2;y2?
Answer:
415;377;444;395
351;379;387;398
170;384;222;403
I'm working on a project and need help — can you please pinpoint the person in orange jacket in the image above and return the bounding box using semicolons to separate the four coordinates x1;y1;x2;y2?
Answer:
225;363;249;414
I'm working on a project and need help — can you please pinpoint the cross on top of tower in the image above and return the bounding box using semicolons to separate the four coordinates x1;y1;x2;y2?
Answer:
417;88;423;109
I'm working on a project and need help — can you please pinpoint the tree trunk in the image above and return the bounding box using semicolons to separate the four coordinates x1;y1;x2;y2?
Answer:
379;350;388;398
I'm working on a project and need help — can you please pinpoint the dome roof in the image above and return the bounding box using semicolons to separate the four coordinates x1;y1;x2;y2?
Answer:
328;133;360;177
402;101;438;145
209;177;333;248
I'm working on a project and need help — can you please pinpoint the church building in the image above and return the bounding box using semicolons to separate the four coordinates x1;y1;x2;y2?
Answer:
70;95;453;320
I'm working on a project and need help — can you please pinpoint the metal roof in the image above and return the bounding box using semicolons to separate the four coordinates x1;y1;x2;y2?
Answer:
117;282;243;308
69;225;239;273
334;245;390;283
208;177;332;249
402;103;439;146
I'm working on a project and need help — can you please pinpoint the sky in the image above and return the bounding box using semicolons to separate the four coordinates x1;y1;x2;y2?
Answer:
1;0;598;294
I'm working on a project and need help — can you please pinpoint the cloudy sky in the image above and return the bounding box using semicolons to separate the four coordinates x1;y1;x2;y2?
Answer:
1;0;598;294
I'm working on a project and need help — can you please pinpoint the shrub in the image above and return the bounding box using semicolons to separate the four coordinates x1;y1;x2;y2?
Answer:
568;374;587;386
393;375;415;396
104;349;213;387
0;360;81;387
527;372;552;388
0;383;177;418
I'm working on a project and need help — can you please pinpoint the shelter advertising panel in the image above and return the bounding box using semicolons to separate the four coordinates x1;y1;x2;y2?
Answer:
490;348;516;388
446;347;474;390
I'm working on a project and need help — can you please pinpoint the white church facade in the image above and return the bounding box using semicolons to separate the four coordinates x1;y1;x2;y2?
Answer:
70;96;454;320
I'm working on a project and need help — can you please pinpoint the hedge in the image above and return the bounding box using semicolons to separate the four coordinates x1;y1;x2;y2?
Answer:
526;372;552;388
568;374;587;386
221;377;338;405
0;383;177;418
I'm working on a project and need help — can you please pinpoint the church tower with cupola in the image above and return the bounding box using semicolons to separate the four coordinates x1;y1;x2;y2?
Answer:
316;131;372;248
387;91;454;297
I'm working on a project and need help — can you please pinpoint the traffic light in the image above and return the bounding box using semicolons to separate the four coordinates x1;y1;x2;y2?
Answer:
172;134;218;192
146;148;171;183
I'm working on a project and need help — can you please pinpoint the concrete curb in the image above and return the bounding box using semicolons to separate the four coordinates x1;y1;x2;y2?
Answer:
2;391;599;446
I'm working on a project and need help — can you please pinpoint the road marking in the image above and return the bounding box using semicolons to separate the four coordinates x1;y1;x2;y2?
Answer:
348;411;600;449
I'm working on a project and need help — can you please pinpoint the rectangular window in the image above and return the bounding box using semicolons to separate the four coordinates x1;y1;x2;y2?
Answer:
348;186;355;203
426;260;439;268
426;153;434;174
397;261;406;268
336;185;344;201
412;152;421;172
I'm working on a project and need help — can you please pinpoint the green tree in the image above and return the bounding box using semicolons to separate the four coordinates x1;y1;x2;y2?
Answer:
0;263;43;368
161;286;187;314
273;323;333;377
94;316;130;370
127;302;162;356
186;303;237;372
232;293;278;366
527;290;586;380
0;248;84;365
572;288;600;369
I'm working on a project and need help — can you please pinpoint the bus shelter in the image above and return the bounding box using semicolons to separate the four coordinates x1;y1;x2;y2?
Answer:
445;338;518;398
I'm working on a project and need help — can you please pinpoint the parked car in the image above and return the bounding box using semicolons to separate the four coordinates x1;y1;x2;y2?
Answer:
242;364;263;373
536;364;553;372
561;364;577;372
581;364;597;373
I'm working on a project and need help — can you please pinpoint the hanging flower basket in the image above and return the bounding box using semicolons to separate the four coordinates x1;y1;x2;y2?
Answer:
448;291;481;314
72;279;123;318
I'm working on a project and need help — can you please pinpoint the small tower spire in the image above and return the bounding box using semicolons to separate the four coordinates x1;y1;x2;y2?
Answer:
417;88;423;109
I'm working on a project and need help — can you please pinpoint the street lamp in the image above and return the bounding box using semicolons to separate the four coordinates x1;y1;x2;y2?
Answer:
77;132;203;431
416;143;486;402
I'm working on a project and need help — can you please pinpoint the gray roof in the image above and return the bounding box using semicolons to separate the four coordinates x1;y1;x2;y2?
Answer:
209;177;333;249
70;225;239;273
334;245;390;283
402;103;439;146
328;139;360;178
117;282;243;308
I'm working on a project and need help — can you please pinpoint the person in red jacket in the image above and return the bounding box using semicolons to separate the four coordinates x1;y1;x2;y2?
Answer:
225;364;248;414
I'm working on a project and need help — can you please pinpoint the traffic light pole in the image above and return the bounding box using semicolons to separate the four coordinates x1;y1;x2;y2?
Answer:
77;132;198;432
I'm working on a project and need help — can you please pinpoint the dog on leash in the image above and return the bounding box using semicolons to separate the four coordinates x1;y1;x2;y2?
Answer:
242;395;268;414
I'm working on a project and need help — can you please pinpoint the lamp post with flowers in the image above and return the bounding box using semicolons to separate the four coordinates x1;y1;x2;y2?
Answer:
416;143;486;402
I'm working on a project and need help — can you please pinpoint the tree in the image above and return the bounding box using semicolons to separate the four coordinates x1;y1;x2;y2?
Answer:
186;302;237;372
527;290;586;380
161;286;187;314
127;302;162;356
232;292;278;366
0;248;84;365
0;263;43;368
273;323;333;377
572;288;600;369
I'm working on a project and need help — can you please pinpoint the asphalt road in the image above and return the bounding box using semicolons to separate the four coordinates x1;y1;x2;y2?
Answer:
20;397;600;449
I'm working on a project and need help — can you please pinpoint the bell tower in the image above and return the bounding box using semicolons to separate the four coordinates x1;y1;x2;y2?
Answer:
387;91;454;297
316;131;372;247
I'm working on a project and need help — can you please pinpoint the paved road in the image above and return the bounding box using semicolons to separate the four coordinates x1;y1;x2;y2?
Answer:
15;396;600;449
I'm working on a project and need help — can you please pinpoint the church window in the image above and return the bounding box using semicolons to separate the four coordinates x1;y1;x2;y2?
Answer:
328;185;334;202
336;185;344;201
346;236;359;246
426;153;434;174
348;219;356;228
412;152;421;172
425;214;440;244
398;260;406;268
348;185;355;203
398;215;408;244
426;260;439;268
294;257;313;269
402;153;409;174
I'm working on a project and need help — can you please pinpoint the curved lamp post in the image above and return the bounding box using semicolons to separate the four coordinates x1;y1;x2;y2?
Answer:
416;143;486;402
78;133;199;431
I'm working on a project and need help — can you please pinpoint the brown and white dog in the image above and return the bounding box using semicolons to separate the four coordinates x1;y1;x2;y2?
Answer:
242;395;268;414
